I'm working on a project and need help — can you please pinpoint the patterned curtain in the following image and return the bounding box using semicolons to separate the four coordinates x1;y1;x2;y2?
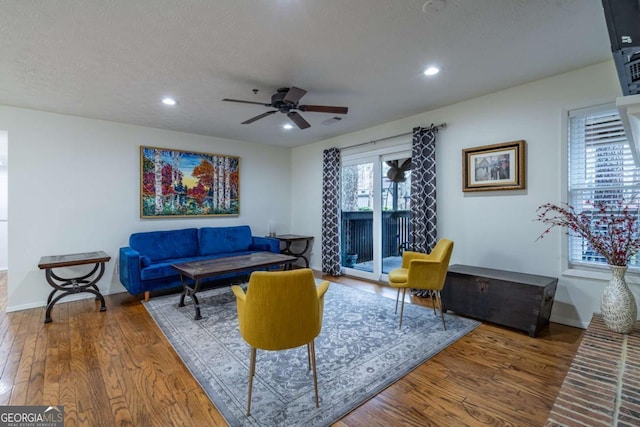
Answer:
321;148;342;276
409;126;438;253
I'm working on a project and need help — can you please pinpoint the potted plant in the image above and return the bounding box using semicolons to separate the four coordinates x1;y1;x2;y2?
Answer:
344;253;358;268
536;199;640;333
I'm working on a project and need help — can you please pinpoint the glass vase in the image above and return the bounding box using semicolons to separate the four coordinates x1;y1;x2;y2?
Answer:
601;265;637;334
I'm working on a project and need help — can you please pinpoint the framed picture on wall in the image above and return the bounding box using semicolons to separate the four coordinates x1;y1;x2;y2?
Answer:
462;140;525;192
140;146;240;218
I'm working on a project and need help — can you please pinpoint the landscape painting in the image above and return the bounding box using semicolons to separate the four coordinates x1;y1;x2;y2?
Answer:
140;146;239;218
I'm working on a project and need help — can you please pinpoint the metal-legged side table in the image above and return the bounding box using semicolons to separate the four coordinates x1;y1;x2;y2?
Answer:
274;235;313;268
38;251;111;323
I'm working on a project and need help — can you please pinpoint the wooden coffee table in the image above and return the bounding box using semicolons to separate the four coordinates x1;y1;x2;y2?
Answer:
172;252;297;320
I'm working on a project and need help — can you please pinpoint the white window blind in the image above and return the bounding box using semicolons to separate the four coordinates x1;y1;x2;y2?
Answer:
568;105;640;268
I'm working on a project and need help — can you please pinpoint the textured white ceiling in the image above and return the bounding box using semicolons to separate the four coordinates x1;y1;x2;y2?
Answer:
0;0;613;147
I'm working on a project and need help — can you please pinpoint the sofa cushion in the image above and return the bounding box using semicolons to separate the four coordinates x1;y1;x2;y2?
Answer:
248;243;270;251
130;228;199;262
140;256;203;281
140;252;256;281
199;226;253;256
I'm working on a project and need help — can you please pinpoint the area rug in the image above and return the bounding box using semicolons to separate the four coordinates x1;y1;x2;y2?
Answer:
143;282;480;426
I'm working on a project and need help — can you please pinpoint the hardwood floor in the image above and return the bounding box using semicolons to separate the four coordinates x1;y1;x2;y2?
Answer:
0;272;583;426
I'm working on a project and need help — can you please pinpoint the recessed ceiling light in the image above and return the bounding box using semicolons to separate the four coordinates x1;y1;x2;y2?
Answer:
423;67;440;76
162;97;177;106
283;124;294;130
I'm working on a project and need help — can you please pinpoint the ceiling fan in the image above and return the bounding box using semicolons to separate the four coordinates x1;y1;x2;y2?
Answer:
222;86;348;129
386;158;412;183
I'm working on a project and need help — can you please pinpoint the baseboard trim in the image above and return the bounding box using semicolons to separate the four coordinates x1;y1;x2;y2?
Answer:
548;314;589;330
5;287;126;313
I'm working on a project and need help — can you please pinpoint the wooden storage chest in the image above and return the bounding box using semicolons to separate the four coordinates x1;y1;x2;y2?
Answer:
441;264;558;337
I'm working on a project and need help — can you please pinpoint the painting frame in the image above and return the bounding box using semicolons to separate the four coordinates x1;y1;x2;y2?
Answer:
140;146;240;218
462;140;525;192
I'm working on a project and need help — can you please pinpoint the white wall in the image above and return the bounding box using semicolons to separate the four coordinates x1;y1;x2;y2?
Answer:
291;61;630;329
0;131;7;271
1;61;632;328
0;106;291;312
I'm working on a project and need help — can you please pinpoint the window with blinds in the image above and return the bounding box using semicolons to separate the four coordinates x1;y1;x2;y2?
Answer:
568;105;640;268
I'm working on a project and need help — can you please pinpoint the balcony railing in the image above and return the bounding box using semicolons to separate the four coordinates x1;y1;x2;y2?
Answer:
341;210;410;265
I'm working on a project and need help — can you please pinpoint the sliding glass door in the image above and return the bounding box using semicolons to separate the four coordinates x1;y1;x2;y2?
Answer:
341;149;411;281
381;154;411;275
341;157;378;280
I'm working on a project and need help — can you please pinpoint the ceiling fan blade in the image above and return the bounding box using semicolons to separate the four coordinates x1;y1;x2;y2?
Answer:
222;98;271;107
287;112;311;129
298;105;348;114
241;110;277;124
321;116;343;125
283;87;307;104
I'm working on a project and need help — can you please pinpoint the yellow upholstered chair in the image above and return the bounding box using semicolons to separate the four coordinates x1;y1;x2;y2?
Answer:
231;268;330;416
388;239;454;329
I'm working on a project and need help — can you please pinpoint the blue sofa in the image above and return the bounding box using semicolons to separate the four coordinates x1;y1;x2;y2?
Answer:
119;225;279;299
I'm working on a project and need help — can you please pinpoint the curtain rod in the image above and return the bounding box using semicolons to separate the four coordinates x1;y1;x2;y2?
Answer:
340;122;447;151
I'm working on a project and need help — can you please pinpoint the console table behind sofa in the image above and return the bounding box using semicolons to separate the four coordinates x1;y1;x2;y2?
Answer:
119;226;279;300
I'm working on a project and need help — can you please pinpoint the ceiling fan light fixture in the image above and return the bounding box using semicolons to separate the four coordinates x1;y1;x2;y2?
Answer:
162;97;177;106
283;124;294;130
423;66;440;76
222;86;347;129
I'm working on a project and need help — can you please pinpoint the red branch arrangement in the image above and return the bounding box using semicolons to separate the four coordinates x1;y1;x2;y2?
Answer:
536;200;640;266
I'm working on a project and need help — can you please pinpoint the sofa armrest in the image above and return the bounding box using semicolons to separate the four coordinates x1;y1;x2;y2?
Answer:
251;236;280;253
119;247;144;295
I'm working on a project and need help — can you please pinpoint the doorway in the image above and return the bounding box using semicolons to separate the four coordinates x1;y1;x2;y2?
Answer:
340;148;411;281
